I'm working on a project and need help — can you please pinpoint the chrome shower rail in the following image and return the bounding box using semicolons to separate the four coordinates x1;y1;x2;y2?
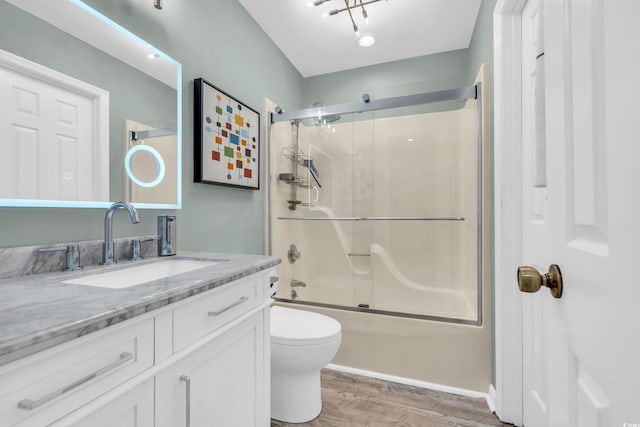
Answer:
273;298;480;326
270;86;477;123
276;216;465;221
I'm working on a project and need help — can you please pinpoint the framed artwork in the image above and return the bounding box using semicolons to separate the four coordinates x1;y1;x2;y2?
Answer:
194;78;260;189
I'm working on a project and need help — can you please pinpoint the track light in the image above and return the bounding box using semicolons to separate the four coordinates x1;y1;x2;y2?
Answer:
359;0;368;23
315;0;384;38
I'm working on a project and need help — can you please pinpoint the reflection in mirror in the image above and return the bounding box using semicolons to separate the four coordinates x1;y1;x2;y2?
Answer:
0;0;182;208
125;120;177;205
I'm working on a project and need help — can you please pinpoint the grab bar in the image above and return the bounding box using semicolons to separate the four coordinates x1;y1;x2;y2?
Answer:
277;216;465;221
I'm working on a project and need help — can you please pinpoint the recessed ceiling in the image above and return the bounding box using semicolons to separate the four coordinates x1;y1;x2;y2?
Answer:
237;0;482;77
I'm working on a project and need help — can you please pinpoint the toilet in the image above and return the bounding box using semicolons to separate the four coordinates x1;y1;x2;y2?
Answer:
270;305;342;423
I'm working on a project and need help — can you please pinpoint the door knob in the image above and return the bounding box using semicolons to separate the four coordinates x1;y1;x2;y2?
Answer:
517;264;563;298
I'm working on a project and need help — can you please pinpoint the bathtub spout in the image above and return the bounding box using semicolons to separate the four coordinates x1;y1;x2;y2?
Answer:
291;279;307;287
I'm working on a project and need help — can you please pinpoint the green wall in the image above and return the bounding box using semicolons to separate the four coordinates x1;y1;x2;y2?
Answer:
302;49;470;108
0;0;304;252
468;0;497;85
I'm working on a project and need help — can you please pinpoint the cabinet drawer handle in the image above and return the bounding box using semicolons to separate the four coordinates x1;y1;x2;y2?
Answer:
180;375;191;427
17;352;133;411
207;296;249;317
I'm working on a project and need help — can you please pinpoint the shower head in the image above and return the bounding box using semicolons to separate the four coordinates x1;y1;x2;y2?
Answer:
301;102;341;127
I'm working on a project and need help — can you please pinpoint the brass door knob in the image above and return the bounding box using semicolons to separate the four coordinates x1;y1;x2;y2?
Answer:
517;264;563;298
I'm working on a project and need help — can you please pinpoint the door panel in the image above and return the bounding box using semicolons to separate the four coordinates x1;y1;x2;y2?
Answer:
0;69;97;201
521;0;640;425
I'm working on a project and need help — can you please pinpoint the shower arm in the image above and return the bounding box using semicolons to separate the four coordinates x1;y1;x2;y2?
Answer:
130;128;177;141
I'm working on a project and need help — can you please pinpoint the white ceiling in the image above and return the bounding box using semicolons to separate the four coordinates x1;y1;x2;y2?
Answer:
237;0;482;77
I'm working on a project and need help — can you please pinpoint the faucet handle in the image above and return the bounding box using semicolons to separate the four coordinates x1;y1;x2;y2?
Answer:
38;245;81;271
130;239;143;261
130;237;154;261
63;244;83;271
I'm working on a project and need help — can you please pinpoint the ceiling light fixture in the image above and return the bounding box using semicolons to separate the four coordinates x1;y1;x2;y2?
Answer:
358;33;376;47
319;0;385;35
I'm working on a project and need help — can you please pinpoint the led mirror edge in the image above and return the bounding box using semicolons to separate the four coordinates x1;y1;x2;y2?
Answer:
0;0;183;210
69;0;181;74
73;0;183;210
0;200;179;209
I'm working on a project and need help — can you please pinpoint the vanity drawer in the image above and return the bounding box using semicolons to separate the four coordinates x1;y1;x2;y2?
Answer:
0;316;153;427
173;274;260;352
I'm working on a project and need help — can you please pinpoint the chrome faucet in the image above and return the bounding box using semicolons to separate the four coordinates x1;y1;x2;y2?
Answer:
290;279;307;287
102;201;140;265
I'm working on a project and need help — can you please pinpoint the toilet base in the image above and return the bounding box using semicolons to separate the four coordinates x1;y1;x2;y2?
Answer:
271;370;321;423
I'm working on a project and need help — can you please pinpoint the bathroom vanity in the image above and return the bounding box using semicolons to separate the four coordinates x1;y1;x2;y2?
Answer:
0;253;279;427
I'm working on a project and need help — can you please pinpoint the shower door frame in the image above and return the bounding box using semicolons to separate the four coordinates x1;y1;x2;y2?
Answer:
267;84;484;326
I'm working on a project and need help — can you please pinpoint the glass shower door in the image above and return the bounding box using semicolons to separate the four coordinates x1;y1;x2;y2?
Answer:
270;93;480;324
367;105;479;321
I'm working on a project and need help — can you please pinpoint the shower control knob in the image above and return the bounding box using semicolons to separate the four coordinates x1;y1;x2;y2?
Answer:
288;244;301;263
517;264;563;298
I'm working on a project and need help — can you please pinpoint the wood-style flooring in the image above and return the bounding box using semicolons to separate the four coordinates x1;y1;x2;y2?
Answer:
271;369;512;427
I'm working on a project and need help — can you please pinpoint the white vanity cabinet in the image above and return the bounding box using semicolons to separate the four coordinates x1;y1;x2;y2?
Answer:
2;316;154;427
3;269;273;427
156;309;268;427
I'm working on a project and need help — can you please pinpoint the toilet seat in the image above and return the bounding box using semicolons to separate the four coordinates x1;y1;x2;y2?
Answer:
271;306;341;346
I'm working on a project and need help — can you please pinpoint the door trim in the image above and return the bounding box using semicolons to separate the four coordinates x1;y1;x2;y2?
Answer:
493;0;527;424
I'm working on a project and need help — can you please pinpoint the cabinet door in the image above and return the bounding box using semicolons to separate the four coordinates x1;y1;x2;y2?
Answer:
156;310;266;427
45;379;154;427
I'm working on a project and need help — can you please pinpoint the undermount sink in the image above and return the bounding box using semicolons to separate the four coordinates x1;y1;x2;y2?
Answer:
62;259;220;289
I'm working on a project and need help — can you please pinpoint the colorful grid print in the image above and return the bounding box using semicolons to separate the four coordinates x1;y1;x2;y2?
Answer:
197;79;259;189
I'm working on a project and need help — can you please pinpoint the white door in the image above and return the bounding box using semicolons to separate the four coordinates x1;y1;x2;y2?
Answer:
0;50;109;202
520;0;640;426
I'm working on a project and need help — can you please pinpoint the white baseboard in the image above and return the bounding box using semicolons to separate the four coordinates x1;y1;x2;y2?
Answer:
326;363;489;400
486;383;497;413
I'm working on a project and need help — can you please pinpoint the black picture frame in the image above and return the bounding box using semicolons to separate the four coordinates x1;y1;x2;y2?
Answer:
194;78;260;190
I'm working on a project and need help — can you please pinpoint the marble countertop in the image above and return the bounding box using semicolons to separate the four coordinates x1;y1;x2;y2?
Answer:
0;252;280;366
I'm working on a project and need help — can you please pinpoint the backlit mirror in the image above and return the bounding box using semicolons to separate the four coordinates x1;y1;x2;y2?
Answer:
0;0;181;208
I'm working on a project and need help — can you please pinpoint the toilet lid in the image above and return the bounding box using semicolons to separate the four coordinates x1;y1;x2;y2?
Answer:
271;306;341;346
